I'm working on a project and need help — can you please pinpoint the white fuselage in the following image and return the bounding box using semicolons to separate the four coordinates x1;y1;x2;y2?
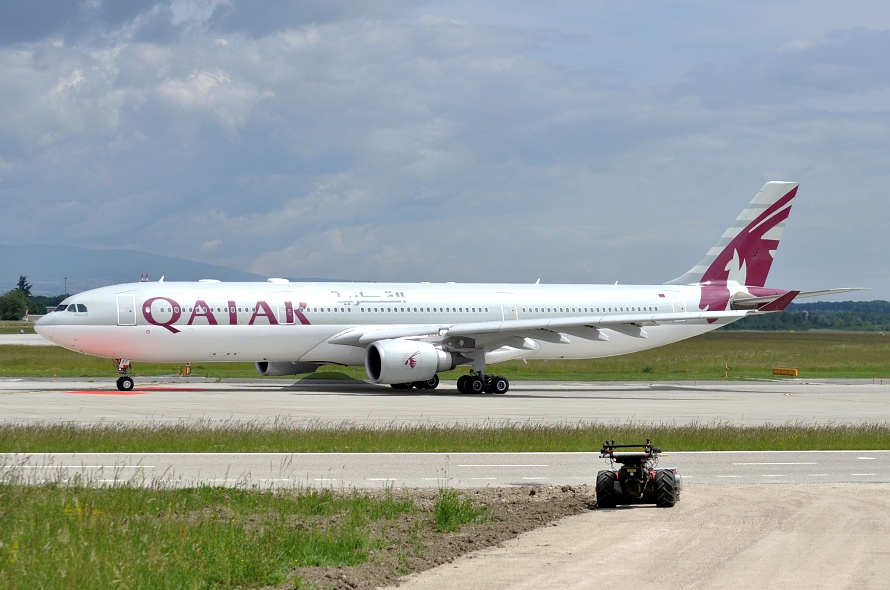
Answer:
35;280;736;365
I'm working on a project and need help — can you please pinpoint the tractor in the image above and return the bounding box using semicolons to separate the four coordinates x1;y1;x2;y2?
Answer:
596;439;682;508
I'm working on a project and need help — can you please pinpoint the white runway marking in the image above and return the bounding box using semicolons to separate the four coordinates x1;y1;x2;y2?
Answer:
734;462;817;465
458;464;548;468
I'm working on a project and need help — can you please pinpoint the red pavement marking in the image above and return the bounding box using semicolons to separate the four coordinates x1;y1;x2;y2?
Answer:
63;386;205;395
63;390;150;395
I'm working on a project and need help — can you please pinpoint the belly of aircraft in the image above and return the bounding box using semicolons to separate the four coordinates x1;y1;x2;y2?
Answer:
52;324;342;363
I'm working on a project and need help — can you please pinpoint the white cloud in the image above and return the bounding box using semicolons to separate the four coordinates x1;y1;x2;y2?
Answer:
0;1;886;298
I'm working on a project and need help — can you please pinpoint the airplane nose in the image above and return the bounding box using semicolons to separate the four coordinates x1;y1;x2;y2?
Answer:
34;314;54;340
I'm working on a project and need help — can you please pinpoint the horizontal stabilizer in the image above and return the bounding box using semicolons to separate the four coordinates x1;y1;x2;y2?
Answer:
755;290;799;312
731;288;866;310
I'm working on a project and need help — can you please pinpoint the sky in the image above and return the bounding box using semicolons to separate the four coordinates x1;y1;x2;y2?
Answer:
1;0;888;299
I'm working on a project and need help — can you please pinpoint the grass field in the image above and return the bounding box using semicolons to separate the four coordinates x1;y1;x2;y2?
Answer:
3;330;890;381
1;420;888;453
0;483;488;589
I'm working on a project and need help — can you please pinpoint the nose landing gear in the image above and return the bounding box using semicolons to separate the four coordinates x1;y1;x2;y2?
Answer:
113;358;135;392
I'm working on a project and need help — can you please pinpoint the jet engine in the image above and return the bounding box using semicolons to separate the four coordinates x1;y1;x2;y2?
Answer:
254;361;318;376
365;339;455;384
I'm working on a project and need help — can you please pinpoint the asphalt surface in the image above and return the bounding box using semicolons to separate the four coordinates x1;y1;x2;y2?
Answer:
2;450;887;488
0;334;49;346
2;376;889;425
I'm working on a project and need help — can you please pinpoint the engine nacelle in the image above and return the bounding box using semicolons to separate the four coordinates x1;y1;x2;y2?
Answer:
254;361;318;376
365;340;455;384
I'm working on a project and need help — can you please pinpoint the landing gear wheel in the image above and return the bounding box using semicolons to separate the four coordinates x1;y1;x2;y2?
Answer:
390;382;413;390
413;374;440;390
491;376;509;394
457;375;470;393
654;470;678;508
466;375;485;394
116;376;134;392
595;470;618;509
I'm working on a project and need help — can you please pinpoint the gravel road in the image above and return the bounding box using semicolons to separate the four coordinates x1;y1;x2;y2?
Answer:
386;483;890;590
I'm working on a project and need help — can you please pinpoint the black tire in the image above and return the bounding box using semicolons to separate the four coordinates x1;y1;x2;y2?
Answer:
654;470;677;507
492;376;509;394
467;376;485;394
457;375;469;393
414;374;439;390
390;382;413;390
117;376;134;392
596;470;618;508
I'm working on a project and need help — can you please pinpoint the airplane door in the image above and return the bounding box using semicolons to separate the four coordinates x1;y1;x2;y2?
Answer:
498;293;518;320
276;294;295;325
662;291;687;313
116;294;136;326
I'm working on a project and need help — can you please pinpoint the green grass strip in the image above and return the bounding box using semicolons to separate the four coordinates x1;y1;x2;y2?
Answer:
1;420;888;453
0;484;419;589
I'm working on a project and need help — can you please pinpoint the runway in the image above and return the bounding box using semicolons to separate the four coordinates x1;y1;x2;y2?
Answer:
2;450;887;488
1;376;889;425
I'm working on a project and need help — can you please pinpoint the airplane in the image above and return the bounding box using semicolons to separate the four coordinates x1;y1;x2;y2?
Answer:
35;181;860;393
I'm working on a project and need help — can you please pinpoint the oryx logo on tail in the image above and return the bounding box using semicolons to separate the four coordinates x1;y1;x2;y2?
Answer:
667;181;799;312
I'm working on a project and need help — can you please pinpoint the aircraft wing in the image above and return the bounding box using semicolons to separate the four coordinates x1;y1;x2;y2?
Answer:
327;308;758;353
441;309;754;350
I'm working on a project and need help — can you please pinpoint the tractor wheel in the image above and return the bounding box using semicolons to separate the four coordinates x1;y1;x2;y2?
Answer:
595;470;618;508
654;470;677;507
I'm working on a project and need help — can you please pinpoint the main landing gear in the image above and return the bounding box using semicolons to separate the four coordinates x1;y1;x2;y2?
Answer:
389;374;441;390
113;358;135;392
456;373;509;394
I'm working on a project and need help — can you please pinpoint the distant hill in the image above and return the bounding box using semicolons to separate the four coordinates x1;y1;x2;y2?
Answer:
0;244;267;296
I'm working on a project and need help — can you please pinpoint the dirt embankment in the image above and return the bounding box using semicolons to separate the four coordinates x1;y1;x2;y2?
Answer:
294;483;890;590
295;485;593;590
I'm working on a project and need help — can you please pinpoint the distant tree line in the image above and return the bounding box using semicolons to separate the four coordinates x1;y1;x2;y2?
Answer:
722;300;890;332
0;276;67;320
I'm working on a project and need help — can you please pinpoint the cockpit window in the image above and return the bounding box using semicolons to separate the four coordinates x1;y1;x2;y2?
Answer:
77;304;88;313
67;305;76;312
54;305;68;312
